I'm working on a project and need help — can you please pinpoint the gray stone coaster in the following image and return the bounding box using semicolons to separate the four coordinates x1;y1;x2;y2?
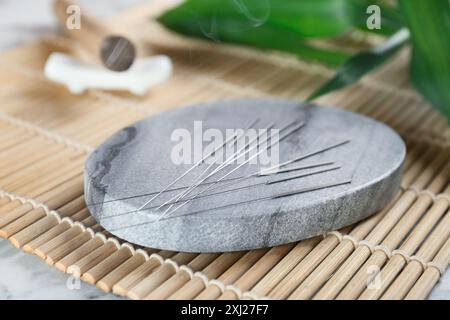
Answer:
85;99;405;252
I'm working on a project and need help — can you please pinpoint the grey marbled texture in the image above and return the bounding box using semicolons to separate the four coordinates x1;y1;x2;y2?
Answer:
85;99;405;252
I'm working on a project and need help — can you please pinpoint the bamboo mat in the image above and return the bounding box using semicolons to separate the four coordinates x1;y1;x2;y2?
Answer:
0;1;449;300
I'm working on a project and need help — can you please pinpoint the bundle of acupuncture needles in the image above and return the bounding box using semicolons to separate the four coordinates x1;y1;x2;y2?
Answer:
89;117;351;229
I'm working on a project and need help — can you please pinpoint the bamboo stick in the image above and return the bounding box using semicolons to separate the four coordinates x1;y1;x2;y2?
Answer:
360;207;450;299
45;230;93;265
80;216;97;228
315;193;425;301
319;165;447;299
405;236;450;300
90;224;104;233
220;59;281;88
403;141;427;171
401;145;440;187
0;178;84;236
427;162;450;194
127;253;198;300
384;218;450;299
268;231;347;299
9;215;59;248
217;244;295;300
348;88;393;114
416;112;443;136
71;111;134;142
11;158;84;195
195;249;268;300
250;237;321;297
82;246;133;285
380;96;413;127
144;253;220;300
96;251;146;292
1;144;64;179
409;149;450;190
290;193;399;300
0;131;35;152
112;251;175;296
167;252;244;300
70;208;91;222
1;152;83;191
50;104;117;135
0;136;51;165
0;125;26;143
0;200;23;215
340;198;449;300
0;208;48;238
0;197;11;207
23;220;72;253
33;174;84;203
54;236;106;272
174;50;249;80
34;224;84;259
368;94;403;122
57;196;86;217
0;203;34;230
66;240;118;274
394;101;429;134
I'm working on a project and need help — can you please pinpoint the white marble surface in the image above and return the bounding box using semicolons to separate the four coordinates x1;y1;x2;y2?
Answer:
0;239;122;299
0;0;447;300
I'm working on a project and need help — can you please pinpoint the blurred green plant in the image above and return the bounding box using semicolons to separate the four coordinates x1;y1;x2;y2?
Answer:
158;0;450;120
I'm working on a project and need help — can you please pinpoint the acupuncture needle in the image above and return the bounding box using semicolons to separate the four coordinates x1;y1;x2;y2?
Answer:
154;121;279;215
135;118;259;211
159;161;336;211
102;164;341;220
161;137;347;212
160;121;305;219
158;120;303;213
162;117;301;208
154;120;292;213
87;161;332;208
108;179;352;231
165;178;351;221
262;139;351;173
139;119;275;212
87;138;349;207
160;121;306;220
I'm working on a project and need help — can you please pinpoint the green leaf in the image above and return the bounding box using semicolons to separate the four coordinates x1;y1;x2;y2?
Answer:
399;0;450;120
156;0;407;66
308;28;409;100
161;0;363;38
158;9;351;66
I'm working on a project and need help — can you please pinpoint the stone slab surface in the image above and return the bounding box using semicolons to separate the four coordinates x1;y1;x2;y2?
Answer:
85;99;405;252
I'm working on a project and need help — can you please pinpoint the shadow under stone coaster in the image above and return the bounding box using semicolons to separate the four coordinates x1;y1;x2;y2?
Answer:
85;99;405;252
